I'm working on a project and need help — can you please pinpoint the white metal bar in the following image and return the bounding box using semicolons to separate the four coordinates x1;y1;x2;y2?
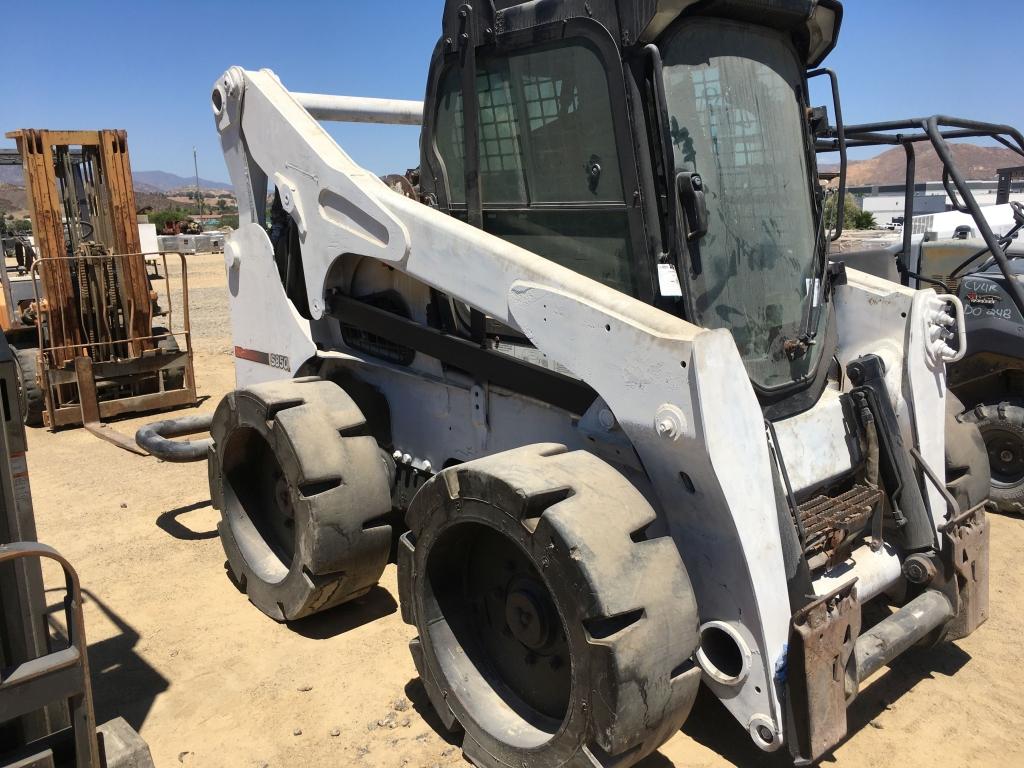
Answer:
292;93;423;126
812;542;903;604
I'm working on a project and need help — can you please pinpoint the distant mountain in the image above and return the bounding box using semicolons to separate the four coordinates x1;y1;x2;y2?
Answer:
1;182;209;216
132;170;232;193
0;166;25;185
820;143;1020;187
0;165;231;192
0;184;25;212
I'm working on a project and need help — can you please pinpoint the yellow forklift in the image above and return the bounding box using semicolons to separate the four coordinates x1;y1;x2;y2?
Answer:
2;130;197;450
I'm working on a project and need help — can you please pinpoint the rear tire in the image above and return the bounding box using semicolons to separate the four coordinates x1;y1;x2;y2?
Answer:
945;394;990;512
398;444;701;768
12;344;44;427
962;400;1024;514
209;377;393;621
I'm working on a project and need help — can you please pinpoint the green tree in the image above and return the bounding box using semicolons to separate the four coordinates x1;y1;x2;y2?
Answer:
216;197;227;213
823;192;877;230
823;192;858;230
219;213;239;230
852;210;877;230
149;209;194;231
13;218;32;233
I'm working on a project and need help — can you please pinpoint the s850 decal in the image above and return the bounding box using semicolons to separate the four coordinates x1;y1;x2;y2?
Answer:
234;346;291;371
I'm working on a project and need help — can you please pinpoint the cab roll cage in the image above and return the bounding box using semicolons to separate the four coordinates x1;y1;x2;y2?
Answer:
816;108;1024;316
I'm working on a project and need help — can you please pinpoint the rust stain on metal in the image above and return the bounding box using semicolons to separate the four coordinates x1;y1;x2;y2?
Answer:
788;581;862;763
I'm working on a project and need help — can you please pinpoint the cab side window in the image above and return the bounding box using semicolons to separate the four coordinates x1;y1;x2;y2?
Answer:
434;41;637;296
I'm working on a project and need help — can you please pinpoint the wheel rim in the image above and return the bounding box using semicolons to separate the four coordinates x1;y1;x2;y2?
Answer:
983;425;1024;487
222;427;296;581
423;521;571;747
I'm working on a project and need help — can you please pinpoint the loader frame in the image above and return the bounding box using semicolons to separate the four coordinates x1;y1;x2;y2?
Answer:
214;63;970;762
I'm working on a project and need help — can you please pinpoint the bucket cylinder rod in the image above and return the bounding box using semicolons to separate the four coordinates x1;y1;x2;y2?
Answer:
292;93;423;125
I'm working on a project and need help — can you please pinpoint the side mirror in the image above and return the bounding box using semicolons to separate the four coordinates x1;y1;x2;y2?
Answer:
808;105;831;138
676;172;708;241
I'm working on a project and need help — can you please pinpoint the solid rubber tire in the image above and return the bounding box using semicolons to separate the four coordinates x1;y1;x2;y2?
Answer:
399;444;701;768
209;377;392;621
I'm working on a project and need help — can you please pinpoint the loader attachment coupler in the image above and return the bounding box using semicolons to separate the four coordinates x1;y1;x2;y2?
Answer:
788;584;955;765
789;499;989;765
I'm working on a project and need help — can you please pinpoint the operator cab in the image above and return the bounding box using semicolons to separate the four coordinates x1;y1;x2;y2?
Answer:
420;0;843;416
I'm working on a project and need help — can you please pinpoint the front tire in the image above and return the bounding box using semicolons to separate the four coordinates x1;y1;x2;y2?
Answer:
398;444;701;768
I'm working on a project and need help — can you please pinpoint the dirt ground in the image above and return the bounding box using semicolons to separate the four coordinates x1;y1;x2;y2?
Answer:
23;252;1024;767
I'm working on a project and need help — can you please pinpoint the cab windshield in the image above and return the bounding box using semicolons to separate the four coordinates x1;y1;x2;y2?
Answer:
661;19;825;391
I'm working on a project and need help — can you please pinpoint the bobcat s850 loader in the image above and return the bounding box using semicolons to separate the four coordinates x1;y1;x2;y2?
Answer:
206;1;997;764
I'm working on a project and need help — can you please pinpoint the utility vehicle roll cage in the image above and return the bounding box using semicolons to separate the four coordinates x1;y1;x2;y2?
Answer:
814;94;1024;316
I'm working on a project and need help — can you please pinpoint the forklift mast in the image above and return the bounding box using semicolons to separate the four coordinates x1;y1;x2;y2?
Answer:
8;130;153;358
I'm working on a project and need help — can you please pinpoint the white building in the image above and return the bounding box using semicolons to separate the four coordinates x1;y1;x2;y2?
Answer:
851;177;1024;226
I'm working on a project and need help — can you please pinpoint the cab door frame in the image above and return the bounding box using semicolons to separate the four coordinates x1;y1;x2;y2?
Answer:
420;15;657;303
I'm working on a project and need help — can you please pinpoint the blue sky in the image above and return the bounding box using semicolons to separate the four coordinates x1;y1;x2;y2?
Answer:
3;0;1019;181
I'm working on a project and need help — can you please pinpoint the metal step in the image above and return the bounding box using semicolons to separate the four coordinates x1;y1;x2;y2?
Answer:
798;484;883;564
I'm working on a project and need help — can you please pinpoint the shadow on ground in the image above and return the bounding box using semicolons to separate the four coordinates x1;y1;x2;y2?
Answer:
403;678;461;748
82;589;170;732
288;586;398;639
156;500;216;541
634;750;675;767
679;640;972;766
843;640;971;738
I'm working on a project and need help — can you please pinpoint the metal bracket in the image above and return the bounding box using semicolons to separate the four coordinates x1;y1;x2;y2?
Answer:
939;503;990;641
787;580;861;764
470;382;488;450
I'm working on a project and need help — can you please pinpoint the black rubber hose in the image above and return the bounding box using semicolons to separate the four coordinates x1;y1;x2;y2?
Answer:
136;414;214;463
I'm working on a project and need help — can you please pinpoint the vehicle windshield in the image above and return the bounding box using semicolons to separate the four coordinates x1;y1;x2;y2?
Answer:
661;18;826;391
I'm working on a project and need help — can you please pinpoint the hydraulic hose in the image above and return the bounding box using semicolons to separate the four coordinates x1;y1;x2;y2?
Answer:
136;414;214;463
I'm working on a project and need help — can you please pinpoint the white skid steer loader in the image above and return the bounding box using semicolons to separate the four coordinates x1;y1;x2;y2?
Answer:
206;1;996;764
